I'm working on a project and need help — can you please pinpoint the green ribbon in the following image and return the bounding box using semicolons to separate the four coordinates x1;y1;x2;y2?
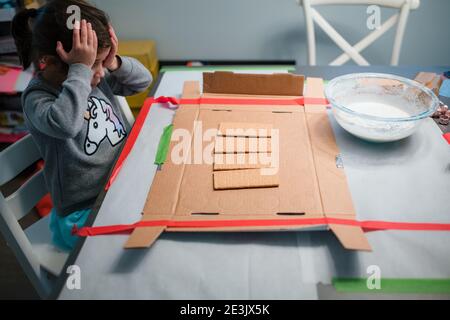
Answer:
154;124;173;166
333;278;450;294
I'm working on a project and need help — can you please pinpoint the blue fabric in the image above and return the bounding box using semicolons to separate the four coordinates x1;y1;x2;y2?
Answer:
49;208;92;251
439;79;450;98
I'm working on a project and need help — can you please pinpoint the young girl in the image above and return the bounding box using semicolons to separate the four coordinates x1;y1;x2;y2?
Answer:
12;0;152;251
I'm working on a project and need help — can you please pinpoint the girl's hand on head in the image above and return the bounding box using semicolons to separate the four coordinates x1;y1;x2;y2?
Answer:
56;19;98;68
103;25;121;71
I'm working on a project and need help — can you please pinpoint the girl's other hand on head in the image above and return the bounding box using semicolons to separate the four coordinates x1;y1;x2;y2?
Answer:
56;19;98;68
103;25;120;71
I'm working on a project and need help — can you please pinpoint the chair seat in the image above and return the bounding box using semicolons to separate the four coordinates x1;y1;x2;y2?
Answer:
24;215;69;276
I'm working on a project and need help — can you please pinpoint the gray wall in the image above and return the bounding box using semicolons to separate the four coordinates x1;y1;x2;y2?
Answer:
91;0;450;66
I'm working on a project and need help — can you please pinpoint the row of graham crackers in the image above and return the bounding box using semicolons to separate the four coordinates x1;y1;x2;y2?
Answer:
213;122;280;190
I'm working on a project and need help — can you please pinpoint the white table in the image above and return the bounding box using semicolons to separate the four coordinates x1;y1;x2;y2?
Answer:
55;67;450;299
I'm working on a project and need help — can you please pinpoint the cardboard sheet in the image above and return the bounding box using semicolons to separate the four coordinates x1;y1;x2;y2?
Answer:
125;72;370;251
414;72;443;95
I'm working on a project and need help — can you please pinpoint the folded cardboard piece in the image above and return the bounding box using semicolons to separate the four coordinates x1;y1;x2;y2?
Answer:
124;72;371;251
414;72;443;96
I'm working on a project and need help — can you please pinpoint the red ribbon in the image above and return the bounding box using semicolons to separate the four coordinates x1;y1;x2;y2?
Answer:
105;98;153;190
444;133;450;144
73;217;450;237
145;96;329;107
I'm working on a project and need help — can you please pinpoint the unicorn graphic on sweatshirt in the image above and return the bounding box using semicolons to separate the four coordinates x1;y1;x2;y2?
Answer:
83;96;127;155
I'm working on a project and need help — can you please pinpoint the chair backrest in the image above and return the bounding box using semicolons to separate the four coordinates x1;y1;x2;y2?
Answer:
297;0;420;65
0;135;52;298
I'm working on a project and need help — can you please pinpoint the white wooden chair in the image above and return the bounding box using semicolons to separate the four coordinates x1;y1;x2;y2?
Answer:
0;135;69;298
297;0;420;65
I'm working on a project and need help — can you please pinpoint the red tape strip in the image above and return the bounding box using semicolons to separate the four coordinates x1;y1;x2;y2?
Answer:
444;133;450;144
73;217;450;237
149;96;329;106
105;98;153;190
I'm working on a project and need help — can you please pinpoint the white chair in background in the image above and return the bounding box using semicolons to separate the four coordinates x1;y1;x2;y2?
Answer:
297;0;420;65
0;135;69;298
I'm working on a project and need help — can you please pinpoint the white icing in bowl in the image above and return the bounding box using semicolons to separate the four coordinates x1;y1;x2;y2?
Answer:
325;73;439;142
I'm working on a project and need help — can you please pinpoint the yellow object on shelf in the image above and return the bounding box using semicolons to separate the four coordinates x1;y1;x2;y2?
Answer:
118;40;159;117
23;0;46;9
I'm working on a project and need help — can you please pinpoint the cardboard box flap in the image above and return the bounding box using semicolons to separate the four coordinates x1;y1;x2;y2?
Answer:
304;77;357;215
303;77;368;250
330;224;371;251
125;226;165;249
183;80;201;99
203;71;304;96
139;82;200;218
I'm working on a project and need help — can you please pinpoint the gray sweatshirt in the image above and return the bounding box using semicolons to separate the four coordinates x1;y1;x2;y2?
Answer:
22;57;152;216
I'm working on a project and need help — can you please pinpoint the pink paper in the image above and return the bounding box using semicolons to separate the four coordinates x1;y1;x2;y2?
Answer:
0;67;21;94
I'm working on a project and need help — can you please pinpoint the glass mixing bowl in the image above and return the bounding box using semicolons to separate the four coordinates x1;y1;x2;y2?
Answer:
325;73;440;142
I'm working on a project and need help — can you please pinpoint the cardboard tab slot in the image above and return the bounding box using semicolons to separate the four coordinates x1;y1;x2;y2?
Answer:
276;212;306;216
191;212;220;216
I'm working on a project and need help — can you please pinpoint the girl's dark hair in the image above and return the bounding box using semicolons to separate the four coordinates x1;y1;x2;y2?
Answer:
11;0;112;69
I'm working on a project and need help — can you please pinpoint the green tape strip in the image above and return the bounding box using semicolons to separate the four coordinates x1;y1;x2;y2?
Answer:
160;65;296;72
333;278;450;294
154;124;173;166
